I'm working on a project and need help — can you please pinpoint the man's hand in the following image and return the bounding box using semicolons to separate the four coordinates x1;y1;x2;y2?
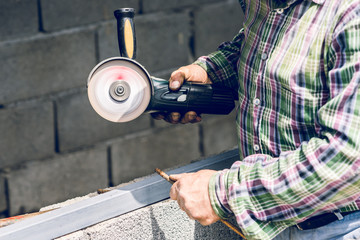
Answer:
169;170;221;225
151;64;212;124
169;64;212;91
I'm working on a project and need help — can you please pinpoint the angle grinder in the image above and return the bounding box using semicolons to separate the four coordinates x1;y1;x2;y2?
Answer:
87;8;235;123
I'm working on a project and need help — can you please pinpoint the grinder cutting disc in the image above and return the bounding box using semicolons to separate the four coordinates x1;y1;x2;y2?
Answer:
87;57;151;122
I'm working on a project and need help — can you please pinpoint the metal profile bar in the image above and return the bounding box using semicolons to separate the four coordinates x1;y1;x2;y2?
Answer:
0;149;239;240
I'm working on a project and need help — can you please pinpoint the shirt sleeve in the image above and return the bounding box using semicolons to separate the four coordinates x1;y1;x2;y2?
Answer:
194;29;244;93
208;5;360;240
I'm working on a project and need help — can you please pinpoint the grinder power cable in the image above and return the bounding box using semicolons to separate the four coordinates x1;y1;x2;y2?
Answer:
87;8;236;123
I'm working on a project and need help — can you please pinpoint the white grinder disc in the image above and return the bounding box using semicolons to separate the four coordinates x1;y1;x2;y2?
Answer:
87;58;151;122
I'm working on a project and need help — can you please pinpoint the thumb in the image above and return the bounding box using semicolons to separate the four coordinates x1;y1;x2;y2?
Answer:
169;70;185;91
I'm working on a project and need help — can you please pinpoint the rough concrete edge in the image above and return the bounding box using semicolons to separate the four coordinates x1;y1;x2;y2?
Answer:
36;149;241;240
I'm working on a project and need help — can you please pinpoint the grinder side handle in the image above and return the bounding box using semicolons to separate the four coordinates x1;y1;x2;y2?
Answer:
148;77;235;115
114;8;136;59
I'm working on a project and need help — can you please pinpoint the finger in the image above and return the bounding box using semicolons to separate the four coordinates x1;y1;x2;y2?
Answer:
182;208;195;220
181;112;196;124
169;70;185;91
172;189;191;217
150;112;165;120
181;111;201;124
169;173;187;182
166;112;181;124
169;183;178;200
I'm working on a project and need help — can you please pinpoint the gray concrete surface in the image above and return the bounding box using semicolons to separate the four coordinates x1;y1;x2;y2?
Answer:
0;0;38;42
7;148;108;214
0;101;54;167
56;91;151;152
0;29;96;104
111;124;202;185
56;199;242;240
40;0;139;31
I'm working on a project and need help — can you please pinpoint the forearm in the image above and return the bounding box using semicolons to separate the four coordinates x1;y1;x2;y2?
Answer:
194;29;244;91
209;135;360;239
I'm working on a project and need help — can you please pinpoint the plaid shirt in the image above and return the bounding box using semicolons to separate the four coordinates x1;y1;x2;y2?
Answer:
195;0;360;239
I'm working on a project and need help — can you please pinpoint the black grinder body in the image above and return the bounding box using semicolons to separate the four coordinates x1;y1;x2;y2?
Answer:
148;77;235;115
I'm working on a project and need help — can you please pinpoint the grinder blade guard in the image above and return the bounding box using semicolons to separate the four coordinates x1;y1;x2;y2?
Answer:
87;8;235;123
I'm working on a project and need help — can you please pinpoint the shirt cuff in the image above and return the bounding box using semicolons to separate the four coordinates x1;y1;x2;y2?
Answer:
193;56;220;84
193;51;235;87
208;170;233;219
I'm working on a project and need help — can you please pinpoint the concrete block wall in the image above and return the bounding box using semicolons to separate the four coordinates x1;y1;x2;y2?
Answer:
0;0;243;217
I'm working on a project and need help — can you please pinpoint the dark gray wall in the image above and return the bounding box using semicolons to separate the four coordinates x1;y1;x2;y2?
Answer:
0;0;243;216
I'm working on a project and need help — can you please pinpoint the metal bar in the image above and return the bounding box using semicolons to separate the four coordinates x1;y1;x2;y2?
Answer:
0;149;239;240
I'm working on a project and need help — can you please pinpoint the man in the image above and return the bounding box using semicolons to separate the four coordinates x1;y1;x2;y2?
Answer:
154;0;360;239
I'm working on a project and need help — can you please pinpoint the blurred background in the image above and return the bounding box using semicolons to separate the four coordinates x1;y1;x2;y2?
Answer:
0;0;243;217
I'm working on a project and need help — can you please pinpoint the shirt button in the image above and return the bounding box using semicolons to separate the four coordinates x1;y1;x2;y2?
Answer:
261;52;268;60
254;144;260;151
254;98;261;106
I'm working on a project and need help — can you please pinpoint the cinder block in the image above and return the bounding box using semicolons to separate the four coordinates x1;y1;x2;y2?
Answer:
201;111;238;156
97;21;118;60
152;112;238;157
194;1;244;57
56;91;151;152
7;148;108;215
40;0;140;31
0;0;38;42
111;124;201;185
136;12;191;73
57;200;241;240
142;0;219;13
0;176;7;213
98;11;191;73
0;29;96;104
0;101;54;168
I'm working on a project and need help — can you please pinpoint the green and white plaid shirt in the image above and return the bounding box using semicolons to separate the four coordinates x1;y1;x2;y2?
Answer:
196;0;360;239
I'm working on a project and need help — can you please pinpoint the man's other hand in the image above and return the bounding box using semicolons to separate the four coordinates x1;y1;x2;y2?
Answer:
169;170;221;225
